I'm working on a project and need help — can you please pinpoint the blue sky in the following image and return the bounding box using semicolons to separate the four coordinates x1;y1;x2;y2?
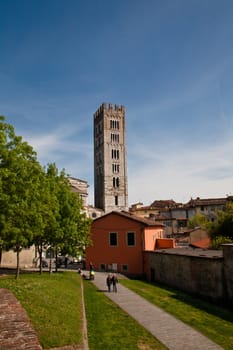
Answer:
1;0;233;206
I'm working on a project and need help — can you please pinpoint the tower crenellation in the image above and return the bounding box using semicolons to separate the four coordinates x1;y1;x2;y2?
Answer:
94;103;125;118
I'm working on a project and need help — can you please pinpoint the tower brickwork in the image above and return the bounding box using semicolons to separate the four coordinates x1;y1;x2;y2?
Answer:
94;103;128;213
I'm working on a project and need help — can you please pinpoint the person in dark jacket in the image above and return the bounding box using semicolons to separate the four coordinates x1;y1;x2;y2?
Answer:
111;274;118;292
106;274;112;292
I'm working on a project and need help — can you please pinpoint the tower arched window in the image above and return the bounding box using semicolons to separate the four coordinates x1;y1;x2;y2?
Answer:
115;196;118;205
110;119;120;130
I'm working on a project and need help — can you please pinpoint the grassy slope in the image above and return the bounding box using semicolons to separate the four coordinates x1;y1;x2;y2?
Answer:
0;272;83;349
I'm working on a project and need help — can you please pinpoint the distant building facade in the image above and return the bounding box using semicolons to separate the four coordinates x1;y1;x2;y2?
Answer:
68;177;89;207
68;176;104;219
130;196;233;237
94;103;128;213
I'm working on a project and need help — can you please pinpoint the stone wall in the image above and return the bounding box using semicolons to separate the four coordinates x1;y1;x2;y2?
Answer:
144;244;233;305
1;246;36;268
222;244;233;302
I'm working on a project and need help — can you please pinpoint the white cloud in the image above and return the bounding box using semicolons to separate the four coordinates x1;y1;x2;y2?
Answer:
18;123;93;184
128;137;233;205
18;118;233;208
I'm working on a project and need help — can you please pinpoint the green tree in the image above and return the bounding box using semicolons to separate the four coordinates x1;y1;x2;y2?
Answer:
208;202;233;248
188;213;209;229
43;164;92;271
0;116;43;278
0;117;92;276
32;164;60;274
57;184;92;258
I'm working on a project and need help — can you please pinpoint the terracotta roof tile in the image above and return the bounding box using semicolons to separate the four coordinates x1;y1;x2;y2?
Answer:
189;238;211;249
94;210;165;227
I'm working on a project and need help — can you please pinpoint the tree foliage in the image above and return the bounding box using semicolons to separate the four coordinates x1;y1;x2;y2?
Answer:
43;163;92;272
208;202;233;241
188;213;209;229
0;116;44;278
0;116;92;277
32;163;60;274
188;204;233;248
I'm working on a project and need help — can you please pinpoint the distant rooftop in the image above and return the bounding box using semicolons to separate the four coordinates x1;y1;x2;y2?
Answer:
150;199;178;208
153;247;223;259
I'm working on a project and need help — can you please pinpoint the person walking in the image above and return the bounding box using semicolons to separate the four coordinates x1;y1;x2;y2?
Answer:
90;269;95;280
106;274;112;292
111;274;118;292
89;262;94;279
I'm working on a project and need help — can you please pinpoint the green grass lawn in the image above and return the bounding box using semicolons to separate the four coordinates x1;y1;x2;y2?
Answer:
120;279;233;350
0;271;83;349
1;271;232;349
0;271;167;350
83;279;167;350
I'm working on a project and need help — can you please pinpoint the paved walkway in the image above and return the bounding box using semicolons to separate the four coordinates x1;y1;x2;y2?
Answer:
91;271;224;350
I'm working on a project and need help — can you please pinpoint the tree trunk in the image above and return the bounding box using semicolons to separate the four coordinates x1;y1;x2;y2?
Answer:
0;246;2;265
55;247;58;273
49;256;52;273
39;242;43;275
38;243;42;275
16;247;20;279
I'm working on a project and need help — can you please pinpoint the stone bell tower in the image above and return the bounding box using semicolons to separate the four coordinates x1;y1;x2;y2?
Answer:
94;103;128;213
